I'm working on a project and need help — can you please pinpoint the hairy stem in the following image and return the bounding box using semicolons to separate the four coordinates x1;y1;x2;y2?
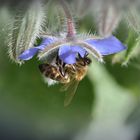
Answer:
59;0;76;38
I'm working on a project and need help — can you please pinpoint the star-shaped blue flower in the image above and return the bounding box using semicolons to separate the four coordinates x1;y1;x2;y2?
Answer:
19;35;126;64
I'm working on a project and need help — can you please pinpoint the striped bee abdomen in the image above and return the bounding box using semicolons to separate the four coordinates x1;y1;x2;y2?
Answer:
39;64;70;83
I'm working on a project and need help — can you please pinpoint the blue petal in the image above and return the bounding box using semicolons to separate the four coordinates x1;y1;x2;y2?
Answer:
59;45;87;64
59;45;77;64
71;46;87;58
19;36;58;60
39;36;58;50
18;47;39;60
85;36;126;55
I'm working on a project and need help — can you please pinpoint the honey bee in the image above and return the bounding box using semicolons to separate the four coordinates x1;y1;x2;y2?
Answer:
39;54;91;106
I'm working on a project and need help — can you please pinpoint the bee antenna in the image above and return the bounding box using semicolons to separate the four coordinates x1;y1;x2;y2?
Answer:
77;53;82;59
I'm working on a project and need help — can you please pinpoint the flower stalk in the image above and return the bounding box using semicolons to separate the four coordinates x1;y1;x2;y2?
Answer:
59;0;76;38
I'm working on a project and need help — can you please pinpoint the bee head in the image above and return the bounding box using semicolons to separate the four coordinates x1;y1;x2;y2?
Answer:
84;57;91;65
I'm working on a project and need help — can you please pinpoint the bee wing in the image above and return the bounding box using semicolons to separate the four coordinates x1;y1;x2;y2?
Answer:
60;82;71;92
63;79;80;107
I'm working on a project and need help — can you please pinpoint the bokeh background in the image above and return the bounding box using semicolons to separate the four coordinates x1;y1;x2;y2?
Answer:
0;1;140;140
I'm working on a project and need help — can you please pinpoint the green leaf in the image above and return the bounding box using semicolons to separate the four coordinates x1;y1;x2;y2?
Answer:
122;31;140;65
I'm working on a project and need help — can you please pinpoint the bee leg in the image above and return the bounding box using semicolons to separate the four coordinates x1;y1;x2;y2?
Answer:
55;55;65;76
58;66;65;77
56;55;64;66
56;55;61;65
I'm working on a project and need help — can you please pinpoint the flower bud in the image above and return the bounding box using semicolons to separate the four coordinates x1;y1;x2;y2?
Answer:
8;1;45;64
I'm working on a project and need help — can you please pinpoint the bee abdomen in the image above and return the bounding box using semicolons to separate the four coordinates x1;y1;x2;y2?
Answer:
39;63;70;83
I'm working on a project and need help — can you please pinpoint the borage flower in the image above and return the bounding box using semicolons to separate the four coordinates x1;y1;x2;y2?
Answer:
18;0;126;65
18;34;126;106
14;0;127;106
19;35;126;64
